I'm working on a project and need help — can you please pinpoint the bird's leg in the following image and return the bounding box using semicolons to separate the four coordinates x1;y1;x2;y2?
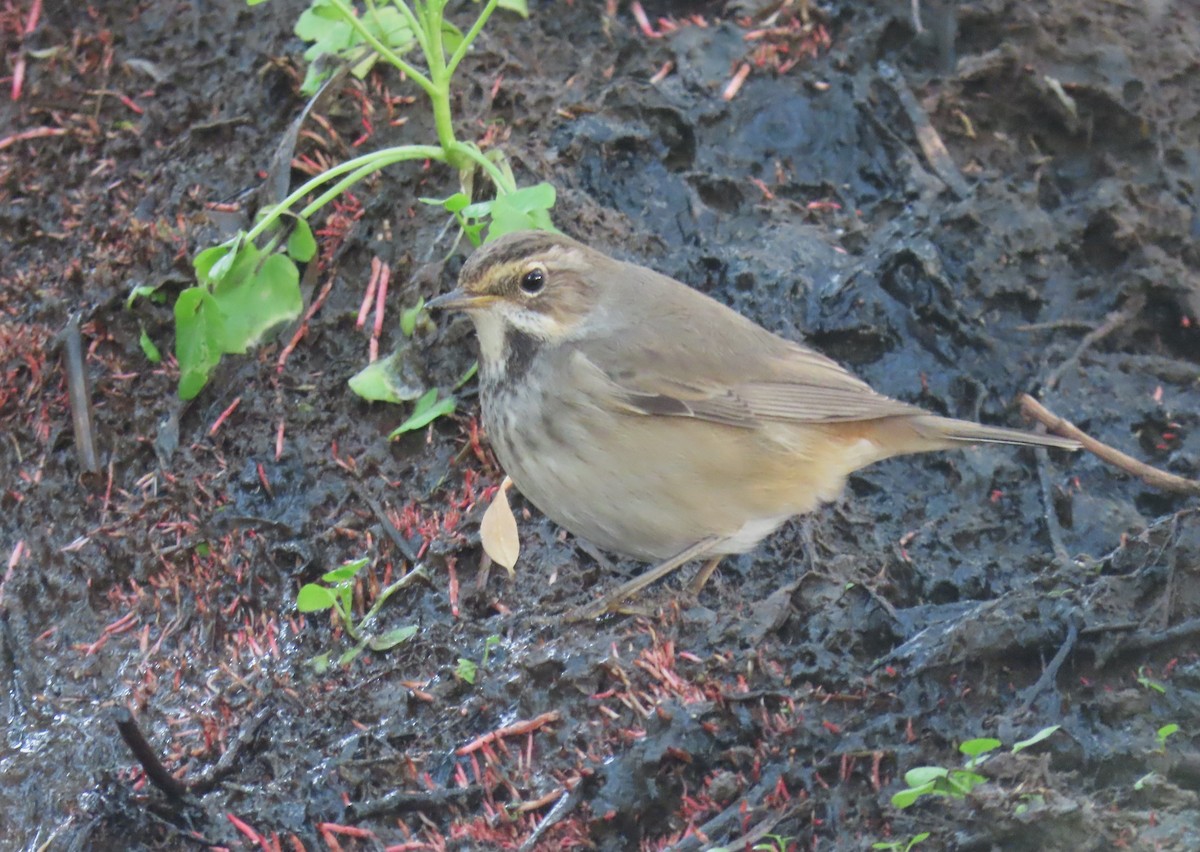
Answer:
687;556;724;594
566;537;727;621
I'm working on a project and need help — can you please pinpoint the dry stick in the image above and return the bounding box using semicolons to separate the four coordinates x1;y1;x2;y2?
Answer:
60;314;101;475
1043;297;1142;390
456;711;561;756
877;61;970;198
1019;395;1200;496
1016;619;1078;716
348;479;420;563
517;784;579;852
114;708;190;800
1034;445;1071;566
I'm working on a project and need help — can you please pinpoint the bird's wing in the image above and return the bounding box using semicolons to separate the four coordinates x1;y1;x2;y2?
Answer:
569;259;925;428
571;340;923;429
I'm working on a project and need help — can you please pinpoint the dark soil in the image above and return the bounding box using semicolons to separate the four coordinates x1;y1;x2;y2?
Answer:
3;0;1199;849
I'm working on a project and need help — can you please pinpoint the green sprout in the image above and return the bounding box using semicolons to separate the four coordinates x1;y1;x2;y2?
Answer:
297;557;427;670
872;832;930;851
1136;665;1167;694
175;0;556;400
1156;723;1179;751
454;634;502;684
889;726;1061;809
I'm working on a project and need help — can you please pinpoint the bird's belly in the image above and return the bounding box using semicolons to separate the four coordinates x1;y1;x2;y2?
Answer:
483;381;866;562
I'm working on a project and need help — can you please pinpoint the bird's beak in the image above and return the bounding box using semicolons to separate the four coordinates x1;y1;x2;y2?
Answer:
426;288;495;311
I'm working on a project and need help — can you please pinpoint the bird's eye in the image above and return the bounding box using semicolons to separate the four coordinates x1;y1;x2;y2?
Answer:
520;268;545;295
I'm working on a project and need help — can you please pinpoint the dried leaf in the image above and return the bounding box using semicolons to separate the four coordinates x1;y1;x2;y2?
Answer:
480;478;519;577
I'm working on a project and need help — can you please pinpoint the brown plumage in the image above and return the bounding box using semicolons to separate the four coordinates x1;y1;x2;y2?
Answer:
429;230;1078;615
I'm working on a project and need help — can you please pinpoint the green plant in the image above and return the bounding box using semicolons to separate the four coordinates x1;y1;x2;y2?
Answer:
297;557;426;670
454;634;502;684
454;656;478;683
890;726;1060;809
1156;723;1179;750
1136;665;1166;694
872;832;930;851
174;0;555;400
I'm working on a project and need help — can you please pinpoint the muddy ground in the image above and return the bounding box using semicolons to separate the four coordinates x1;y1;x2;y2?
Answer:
2;0;1199;849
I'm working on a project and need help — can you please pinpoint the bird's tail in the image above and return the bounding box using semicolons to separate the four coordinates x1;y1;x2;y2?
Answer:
912;415;1081;451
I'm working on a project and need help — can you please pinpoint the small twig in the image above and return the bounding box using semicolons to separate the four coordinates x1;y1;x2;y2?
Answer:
877;62;969;198
1034;445;1071;566
114;708;190;800
59;314;101;475
347;785;482;821
664;768;788;852
349;480;420;563
1090;615;1200;670
1019;395;1200;495
1017;619;1078;715
456;711;561;756
518;784;579;852
188;703;278;794
1043;297;1142;390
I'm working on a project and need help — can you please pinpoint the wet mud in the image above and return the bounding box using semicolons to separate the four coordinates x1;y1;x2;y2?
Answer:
2;0;1198;849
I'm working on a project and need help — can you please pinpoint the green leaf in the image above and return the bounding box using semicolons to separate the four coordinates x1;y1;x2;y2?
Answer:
338;645;364;666
139;325;162;363
1012;725;1061;753
455;657;478;684
211;253;302;354
463;220;487;246
891;781;936;809
369;625;419;651
903;767;948;787
364;7;415;49
400;297;425;337
348;352;427;403
297;583;338;612
418;192;470;213
296;1;352;48
496;0;529;19
287;219;317;262
946;769;987;795
322;557;369;584
388;388;456;438
1157;723;1180;744
443;192;471;213
440;19;464;53
308;652;331;672
193;241;237;284
453;360;478;390
174;287;226;400
485;183;558;241
336;583;354;617
960;738;1002;758
126;282;163;309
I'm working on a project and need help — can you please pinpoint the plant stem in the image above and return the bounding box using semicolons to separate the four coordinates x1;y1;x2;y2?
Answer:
246;145;446;243
299;146;448;217
389;0;430;58
421;0;460;158
249;0;516;244
358;565;430;633
326;0;436;97
447;0;499;76
447;141;513;192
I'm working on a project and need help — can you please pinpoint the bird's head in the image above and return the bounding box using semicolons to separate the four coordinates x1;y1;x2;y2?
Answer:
429;230;604;337
428;230;606;373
